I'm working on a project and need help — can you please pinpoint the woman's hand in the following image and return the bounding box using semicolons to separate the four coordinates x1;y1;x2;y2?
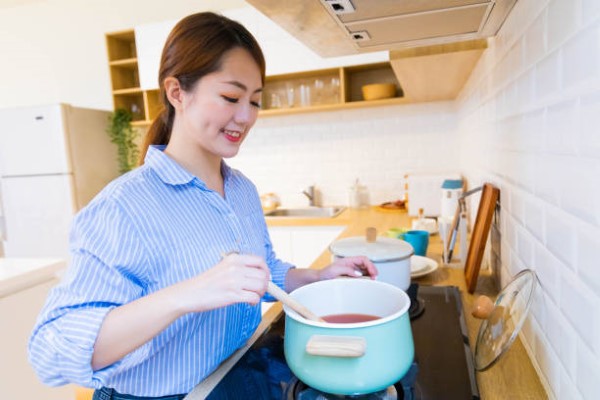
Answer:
318;256;378;281
285;256;377;293
172;253;270;314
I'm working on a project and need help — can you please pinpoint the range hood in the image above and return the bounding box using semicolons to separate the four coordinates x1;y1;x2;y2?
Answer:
247;0;517;57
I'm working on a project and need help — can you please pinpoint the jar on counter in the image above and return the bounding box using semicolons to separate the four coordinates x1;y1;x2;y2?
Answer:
348;179;369;209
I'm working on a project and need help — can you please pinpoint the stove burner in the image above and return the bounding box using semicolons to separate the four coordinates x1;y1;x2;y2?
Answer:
285;379;397;400
283;362;419;400
406;283;425;320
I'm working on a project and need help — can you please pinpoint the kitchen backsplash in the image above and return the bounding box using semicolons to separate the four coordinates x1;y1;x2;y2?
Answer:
230;101;459;207
457;0;600;398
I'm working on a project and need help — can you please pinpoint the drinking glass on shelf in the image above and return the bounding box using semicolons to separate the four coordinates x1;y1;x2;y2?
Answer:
269;92;282;109
299;82;311;107
285;82;295;108
327;77;341;104
313;78;324;105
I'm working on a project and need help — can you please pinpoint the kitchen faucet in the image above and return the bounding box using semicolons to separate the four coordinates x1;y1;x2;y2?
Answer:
302;185;318;207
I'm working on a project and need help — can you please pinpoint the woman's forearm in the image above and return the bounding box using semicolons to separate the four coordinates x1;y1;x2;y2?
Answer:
91;284;185;371
284;256;377;293
285;268;321;292
91;253;270;371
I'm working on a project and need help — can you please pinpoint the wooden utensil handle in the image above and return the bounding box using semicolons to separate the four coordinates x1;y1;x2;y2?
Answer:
306;335;366;358
267;281;324;322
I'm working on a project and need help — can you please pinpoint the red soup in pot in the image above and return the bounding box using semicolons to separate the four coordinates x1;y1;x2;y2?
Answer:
321;313;380;323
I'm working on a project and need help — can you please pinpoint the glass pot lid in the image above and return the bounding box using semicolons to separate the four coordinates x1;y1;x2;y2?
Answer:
474;269;537;371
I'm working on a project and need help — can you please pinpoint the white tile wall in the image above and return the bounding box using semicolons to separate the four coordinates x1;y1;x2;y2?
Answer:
457;0;600;398
226;0;600;397
577;224;600;294
577;339;600;399
230;102;458;207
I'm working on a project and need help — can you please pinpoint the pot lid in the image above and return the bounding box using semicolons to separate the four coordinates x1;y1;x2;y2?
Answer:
329;235;414;262
474;269;537;371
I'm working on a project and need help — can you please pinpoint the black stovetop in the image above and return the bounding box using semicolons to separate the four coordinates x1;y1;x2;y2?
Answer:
205;285;479;400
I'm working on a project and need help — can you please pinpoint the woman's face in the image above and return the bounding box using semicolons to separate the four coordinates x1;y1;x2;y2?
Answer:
177;47;263;159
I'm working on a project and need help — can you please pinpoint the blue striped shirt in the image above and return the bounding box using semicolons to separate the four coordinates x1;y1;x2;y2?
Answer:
28;145;293;396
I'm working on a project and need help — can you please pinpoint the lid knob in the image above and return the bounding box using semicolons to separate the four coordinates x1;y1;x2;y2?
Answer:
365;227;377;243
472;295;494;319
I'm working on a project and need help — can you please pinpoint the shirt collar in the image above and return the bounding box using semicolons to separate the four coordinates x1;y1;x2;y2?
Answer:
145;145;232;186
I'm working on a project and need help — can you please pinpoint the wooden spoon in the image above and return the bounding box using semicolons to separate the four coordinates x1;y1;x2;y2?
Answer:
267;281;325;322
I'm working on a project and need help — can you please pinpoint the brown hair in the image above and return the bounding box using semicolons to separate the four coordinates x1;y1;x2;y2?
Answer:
139;12;266;163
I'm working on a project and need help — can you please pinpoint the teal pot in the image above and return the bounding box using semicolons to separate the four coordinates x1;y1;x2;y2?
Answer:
283;278;414;395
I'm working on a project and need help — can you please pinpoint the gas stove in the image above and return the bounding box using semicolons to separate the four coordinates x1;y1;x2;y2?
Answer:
205;285;479;399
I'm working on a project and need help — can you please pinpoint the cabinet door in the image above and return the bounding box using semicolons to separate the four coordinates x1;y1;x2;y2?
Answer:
0;104;70;176
267;226;344;268
267;227;293;264
0;278;73;400
290;226;344;268
135;20;176;90
1;175;75;258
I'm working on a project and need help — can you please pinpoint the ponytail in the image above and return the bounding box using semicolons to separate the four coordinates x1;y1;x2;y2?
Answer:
138;102;174;165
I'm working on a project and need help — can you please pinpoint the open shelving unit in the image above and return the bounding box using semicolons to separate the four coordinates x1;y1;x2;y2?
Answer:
106;29;406;125
105;30;161;127
259;62;406;116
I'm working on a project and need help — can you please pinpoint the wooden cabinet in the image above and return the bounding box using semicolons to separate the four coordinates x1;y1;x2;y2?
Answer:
0;278;74;399
260;62;406;116
105;30;160;127
135;20;176;90
105;7;404;125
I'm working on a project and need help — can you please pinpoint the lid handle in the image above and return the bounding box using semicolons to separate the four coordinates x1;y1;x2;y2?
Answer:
365;227;377;243
472;295;494;319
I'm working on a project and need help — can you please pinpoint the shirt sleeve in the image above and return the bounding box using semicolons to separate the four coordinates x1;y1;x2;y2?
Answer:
28;196;154;388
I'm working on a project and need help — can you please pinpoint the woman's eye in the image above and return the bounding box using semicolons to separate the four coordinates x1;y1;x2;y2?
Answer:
222;96;239;104
223;95;261;109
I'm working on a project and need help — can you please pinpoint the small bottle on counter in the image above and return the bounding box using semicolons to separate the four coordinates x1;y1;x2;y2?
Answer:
349;179;369;209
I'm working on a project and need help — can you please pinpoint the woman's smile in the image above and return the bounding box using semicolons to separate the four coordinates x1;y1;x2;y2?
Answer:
222;128;243;143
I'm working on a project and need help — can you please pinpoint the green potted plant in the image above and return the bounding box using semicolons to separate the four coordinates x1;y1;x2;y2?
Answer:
107;108;140;174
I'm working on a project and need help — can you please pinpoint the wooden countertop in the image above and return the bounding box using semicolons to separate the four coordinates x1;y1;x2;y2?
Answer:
187;207;547;399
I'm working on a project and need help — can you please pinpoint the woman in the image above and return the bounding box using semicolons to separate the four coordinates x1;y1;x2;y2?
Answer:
28;12;376;400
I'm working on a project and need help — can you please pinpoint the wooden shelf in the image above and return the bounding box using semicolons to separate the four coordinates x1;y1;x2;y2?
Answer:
344;63;403;102
113;88;142;95
109;58;138;67
106;30;136;61
260;96;409;116
112;91;145;122
259;62;403;117
105;29;408;125
107;30;151;124
144;90;162;122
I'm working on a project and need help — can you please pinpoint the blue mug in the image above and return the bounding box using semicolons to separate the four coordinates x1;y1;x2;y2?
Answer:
403;230;429;256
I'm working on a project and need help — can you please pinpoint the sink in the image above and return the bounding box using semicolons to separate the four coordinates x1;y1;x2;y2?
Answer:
264;206;346;218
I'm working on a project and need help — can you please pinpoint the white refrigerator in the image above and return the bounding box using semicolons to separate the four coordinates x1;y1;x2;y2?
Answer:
0;104;120;258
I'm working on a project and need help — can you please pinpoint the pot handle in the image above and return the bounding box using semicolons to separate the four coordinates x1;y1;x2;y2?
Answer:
305;335;366;358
